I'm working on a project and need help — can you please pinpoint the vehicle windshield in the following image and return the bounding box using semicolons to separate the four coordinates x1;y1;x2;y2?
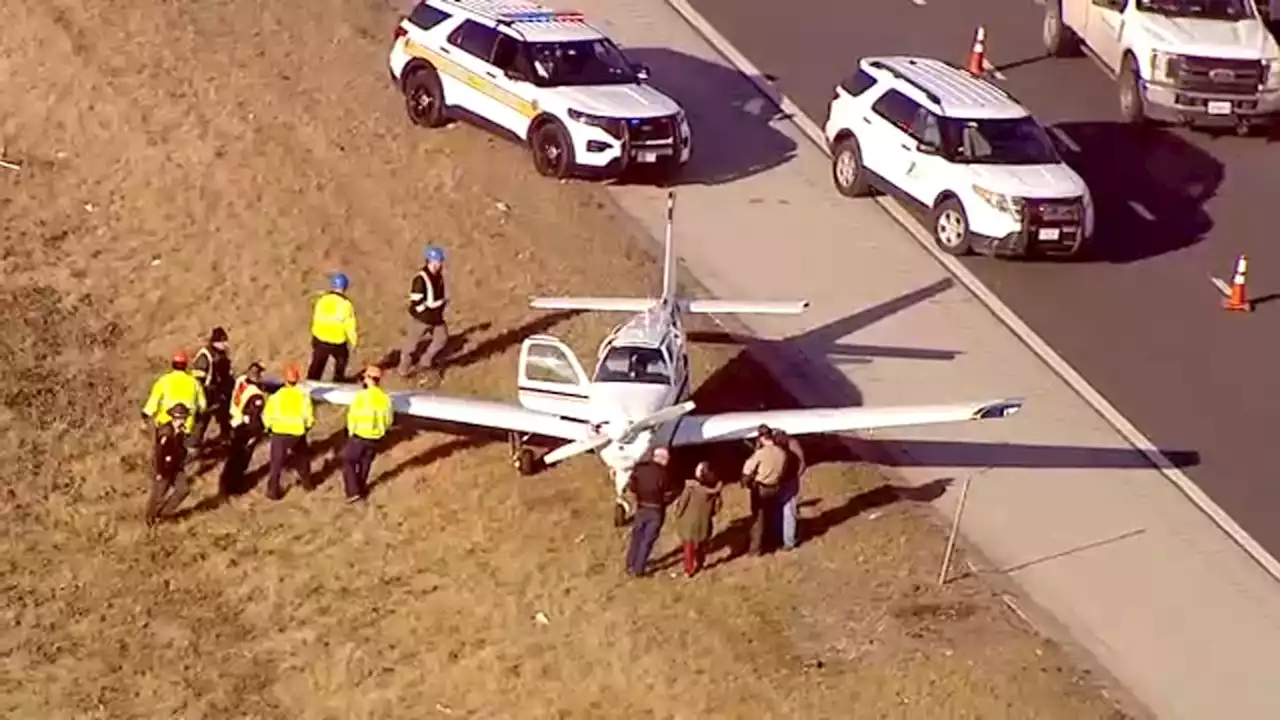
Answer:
525;39;638;86
595;345;670;384
1135;0;1254;20
940;117;1060;166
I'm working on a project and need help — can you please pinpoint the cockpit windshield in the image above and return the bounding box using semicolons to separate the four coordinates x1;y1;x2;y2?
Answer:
595;345;670;384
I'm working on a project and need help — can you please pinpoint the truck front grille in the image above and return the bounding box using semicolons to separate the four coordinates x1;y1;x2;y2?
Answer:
1173;56;1263;95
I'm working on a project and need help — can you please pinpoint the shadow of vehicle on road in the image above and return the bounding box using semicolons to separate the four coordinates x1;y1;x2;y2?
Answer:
616;47;797;187
1050;121;1222;264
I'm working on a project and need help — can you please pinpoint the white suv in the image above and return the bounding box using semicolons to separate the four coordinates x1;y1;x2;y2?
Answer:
389;0;692;180
823;56;1095;258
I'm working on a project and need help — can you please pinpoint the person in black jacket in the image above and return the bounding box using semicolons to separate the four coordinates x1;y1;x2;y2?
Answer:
624;446;675;577
190;326;234;453
399;245;450;387
145;403;192;526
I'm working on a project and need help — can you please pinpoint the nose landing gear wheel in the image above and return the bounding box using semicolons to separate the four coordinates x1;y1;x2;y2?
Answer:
613;504;628;527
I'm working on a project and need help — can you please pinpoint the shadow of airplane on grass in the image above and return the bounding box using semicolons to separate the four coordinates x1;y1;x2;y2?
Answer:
687;278;960;370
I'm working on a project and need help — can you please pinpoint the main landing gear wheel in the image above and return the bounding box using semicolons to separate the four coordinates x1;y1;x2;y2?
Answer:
509;433;543;476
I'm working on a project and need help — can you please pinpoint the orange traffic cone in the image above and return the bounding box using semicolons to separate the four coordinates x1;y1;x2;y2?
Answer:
966;27;987;75
1223;254;1252;312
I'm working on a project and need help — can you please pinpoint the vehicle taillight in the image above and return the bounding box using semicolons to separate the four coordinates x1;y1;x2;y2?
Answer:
393;20;408;41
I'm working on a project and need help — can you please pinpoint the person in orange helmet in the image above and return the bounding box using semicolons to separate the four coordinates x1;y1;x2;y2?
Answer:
341;365;395;503
261;364;315;500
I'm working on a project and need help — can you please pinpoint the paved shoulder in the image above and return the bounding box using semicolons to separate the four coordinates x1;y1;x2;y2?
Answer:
555;0;1280;717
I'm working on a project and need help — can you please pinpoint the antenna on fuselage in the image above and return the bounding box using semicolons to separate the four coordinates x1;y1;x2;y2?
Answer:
661;190;677;305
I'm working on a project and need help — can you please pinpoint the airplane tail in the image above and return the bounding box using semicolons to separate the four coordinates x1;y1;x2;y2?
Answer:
529;191;809;316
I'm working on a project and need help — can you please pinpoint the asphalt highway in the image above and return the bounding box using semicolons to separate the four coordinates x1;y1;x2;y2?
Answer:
685;0;1280;553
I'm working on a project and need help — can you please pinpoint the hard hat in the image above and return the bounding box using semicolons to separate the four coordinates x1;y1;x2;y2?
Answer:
362;365;383;381
424;246;445;263
284;365;301;383
330;272;350;292
210;326;229;343
171;350;189;367
168;403;190;419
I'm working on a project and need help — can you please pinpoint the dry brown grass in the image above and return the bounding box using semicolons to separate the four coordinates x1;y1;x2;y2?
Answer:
1;0;1134;717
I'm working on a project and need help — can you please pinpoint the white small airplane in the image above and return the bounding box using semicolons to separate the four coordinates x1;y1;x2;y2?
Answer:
301;192;1023;524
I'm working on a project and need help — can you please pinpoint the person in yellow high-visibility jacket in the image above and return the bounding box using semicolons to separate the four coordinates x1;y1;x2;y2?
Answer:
262;364;315;500
141;350;207;436
307;272;358;382
341;365;395;503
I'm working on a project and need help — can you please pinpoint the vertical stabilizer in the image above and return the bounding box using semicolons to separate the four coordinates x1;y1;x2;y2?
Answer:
661;191;677;303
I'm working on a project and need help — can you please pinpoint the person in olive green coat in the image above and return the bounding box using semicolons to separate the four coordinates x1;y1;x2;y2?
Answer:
672;462;721;577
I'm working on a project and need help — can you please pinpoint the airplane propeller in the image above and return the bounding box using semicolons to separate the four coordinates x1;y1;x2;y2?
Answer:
542;401;697;465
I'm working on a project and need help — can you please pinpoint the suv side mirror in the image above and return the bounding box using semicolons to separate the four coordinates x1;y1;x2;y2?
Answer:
632;63;651;81
916;141;941;156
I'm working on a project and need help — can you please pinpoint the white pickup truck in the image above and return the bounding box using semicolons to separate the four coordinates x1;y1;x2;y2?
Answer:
1042;0;1280;132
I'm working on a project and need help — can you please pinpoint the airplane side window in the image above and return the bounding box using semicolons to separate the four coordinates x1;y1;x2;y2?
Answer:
525;344;580;384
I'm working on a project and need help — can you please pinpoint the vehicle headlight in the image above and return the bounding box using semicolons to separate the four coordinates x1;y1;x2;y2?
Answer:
567;108;625;138
1264;59;1280;91
972;185;1024;219
1150;50;1179;84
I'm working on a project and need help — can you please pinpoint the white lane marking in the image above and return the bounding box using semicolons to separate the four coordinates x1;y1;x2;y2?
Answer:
1211;276;1232;298
665;0;1280;584
911;0;927;6
1129;201;1156;221
1049;126;1081;153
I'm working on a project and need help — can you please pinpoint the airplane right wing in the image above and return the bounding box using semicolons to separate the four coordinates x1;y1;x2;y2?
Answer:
668;398;1024;446
302;381;592;441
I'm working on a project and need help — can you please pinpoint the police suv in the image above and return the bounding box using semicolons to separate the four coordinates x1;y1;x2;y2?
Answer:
389;0;692;180
823;56;1095;259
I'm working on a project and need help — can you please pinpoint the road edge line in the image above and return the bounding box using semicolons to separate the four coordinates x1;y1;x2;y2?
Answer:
663;0;1280;583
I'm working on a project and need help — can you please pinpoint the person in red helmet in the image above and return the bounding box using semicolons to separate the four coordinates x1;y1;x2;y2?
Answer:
142;350;207;437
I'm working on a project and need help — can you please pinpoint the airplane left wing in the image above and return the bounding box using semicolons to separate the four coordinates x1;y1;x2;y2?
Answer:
668;398;1024;446
302;381;592;441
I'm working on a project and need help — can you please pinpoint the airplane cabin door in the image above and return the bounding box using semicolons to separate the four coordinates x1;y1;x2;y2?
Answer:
518;335;592;420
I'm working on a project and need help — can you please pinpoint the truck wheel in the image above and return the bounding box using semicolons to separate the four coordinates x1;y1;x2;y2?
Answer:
404;67;447;128
1118;56;1148;126
1043;1;1079;57
831;136;870;197
932;198;973;257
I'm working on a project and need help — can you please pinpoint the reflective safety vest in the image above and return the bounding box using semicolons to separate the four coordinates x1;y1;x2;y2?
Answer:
142;370;207;433
311;292;358;347
346;386;394;440
229;376;266;427
263;385;315;437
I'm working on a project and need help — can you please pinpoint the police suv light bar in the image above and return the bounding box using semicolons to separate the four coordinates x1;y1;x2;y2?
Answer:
496;9;585;22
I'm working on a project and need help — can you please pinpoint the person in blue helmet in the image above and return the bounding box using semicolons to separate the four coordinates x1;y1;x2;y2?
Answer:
399;245;450;387
307;272;359;382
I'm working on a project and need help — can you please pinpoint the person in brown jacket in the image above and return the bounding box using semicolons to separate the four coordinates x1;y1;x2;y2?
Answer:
741;425;788;555
672;462;721;577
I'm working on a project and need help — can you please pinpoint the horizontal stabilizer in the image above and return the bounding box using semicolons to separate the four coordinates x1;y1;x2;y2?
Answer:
681;299;809;315
670;398;1024;446
530;296;658;313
